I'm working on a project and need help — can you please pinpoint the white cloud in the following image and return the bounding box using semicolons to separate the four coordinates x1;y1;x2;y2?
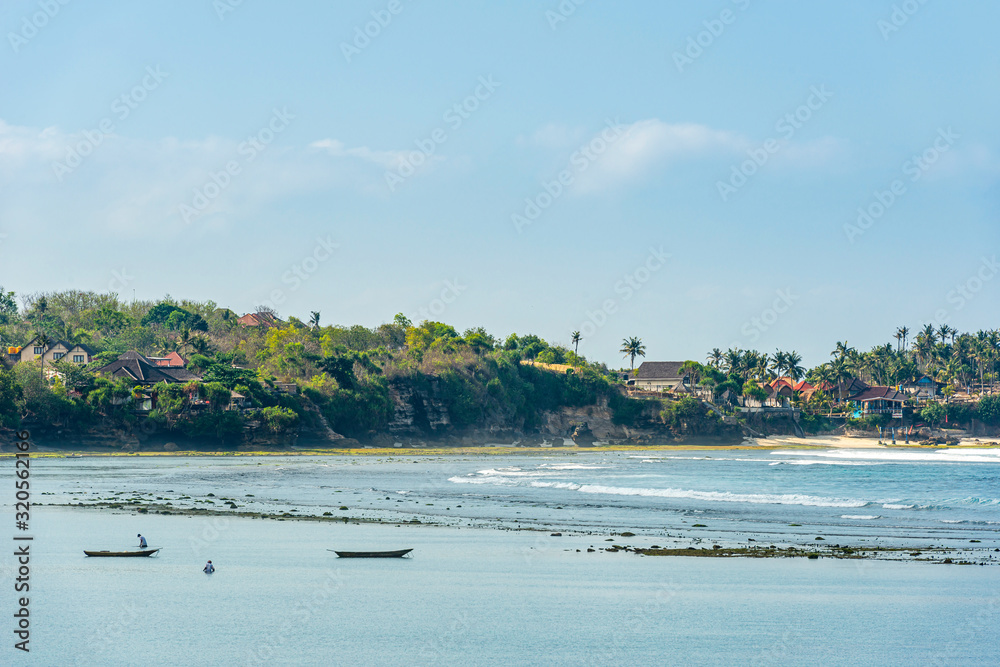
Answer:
550;119;854;195
0;119;405;238
571;119;744;193
308;138;410;170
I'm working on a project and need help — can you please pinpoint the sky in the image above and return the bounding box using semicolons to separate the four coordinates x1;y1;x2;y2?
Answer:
0;0;997;369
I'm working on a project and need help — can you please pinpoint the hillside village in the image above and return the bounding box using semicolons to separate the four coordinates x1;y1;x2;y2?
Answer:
0;289;998;448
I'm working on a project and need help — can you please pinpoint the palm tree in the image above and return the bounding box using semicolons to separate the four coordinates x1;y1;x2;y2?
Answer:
832;341;854;361
620;337;646;372
754;352;771;381
571;331;581;355
830;357;850;403
189;335;211;356
707;348;723;369
899;326;910;352
770;350;787;385
914;331;936;369
810;364;836;415
938;324;956;346
309;311;321;330
786;351;805;384
176;327;192;354
920;324;938;346
723;348;742;377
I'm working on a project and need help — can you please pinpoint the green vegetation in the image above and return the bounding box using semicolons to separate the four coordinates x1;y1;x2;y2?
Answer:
705;327;1000;431
3;286;999;446
5;289;711;445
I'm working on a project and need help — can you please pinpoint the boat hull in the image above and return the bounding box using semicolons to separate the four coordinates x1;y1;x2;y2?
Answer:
332;549;412;558
84;549;160;557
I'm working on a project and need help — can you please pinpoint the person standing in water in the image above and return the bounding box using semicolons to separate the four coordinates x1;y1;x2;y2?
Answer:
138;534;148;548
203;560;215;574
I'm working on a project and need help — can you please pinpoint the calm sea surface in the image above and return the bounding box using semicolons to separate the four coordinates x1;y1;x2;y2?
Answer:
3;448;999;665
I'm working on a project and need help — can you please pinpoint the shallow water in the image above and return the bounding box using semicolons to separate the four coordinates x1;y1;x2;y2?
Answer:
8;509;1000;666
5;449;1000;664
38;448;1000;551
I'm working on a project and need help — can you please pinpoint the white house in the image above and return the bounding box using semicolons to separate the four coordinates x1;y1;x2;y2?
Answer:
628;361;689;392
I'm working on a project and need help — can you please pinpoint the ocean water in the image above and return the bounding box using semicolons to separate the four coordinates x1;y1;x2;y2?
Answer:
38;447;1000;550
3;448;1000;665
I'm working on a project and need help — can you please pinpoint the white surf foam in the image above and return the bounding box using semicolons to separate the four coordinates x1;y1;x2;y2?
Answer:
573;484;868;508
530;481;581;490
448;476;517;485
775;449;1000;464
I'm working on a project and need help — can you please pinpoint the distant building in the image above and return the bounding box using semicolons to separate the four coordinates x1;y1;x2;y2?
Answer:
761;381;793;408
237;312;278;328
95;351;201;385
848;386;905;415
902;376;940;400
148;352;188;368
770;377;813;392
7;338;96;367
628;362;689;392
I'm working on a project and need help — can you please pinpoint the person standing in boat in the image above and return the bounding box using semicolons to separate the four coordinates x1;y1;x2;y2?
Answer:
138;534;148;548
203;560;215;573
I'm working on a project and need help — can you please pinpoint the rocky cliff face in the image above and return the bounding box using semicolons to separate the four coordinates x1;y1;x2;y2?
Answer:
387;380;452;436
375;381;743;446
540;399;629;442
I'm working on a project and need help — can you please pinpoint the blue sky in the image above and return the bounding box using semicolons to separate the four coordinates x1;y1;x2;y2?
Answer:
1;0;997;368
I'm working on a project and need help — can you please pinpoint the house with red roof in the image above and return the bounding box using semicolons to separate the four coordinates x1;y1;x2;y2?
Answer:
237;312;278;328
148;351;188;368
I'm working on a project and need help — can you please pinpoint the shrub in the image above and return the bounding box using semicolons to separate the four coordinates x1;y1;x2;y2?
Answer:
920;402;946;426
260;406;299;433
977;395;1000;425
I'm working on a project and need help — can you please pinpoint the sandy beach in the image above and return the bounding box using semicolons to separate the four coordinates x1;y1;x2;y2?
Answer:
7;432;999;458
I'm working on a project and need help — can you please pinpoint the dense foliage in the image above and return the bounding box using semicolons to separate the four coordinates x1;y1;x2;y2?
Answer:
0;290;645;444
2;287;998;445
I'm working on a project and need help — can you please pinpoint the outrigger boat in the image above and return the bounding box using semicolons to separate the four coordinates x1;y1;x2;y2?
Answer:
329;548;412;558
84;549;160;557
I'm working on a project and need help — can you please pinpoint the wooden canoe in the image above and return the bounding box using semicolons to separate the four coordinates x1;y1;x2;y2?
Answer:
329;548;412;558
84;549;160;557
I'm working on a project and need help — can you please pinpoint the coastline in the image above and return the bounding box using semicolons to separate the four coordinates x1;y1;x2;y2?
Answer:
5;433;998;458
